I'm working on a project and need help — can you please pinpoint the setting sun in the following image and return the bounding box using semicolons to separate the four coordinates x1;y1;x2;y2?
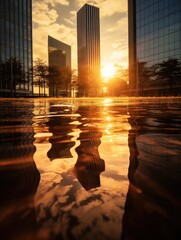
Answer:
101;64;115;81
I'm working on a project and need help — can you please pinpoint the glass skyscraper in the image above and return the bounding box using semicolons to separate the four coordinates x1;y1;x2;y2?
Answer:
77;4;101;97
48;36;71;69
128;0;181;96
0;0;33;97
48;36;71;97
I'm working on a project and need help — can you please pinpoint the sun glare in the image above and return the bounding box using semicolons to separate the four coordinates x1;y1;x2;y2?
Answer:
101;64;115;82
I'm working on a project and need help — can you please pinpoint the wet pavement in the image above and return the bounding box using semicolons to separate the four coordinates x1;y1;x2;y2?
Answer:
0;97;180;240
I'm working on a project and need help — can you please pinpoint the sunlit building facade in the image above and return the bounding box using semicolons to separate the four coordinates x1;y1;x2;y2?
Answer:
128;0;181;96
77;4;101;97
48;36;71;97
0;0;33;97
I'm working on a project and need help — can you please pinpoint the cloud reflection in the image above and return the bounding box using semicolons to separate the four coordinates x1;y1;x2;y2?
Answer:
121;99;181;240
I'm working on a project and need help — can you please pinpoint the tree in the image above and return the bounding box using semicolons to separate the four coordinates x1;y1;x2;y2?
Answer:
155;58;181;96
108;65;128;96
0;58;24;97
48;66;59;97
58;66;72;97
33;58;49;97
48;66;72;97
137;61;151;96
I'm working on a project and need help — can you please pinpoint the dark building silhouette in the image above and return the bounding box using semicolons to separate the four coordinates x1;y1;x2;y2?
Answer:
77;4;101;97
0;100;40;239
74;106;105;191
128;0;181;96
0;0;33;97
47;104;76;161
48;35;71;97
47;103;105;190
121;100;181;240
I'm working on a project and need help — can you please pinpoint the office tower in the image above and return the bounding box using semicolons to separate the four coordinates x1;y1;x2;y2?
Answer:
77;4;101;97
128;0;181;96
48;36;71;97
0;0;33;97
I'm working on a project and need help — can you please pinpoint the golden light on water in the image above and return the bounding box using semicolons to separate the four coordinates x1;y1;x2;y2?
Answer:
1;97;180;239
103;98;112;106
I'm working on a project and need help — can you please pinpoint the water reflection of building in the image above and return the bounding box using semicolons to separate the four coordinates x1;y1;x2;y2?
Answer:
77;4;101;97
48;35;71;97
121;101;181;240
47;104;76;160
74;106;105;191
0;0;33;97
0;100;40;239
128;0;181;96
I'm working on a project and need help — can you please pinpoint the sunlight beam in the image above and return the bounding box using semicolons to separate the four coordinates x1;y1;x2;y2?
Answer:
101;64;115;82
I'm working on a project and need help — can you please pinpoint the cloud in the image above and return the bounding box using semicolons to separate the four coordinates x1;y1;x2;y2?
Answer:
107;16;128;34
32;0;76;65
32;0;128;68
40;0;69;7
33;1;58;26
101;12;128;66
33;0;70;26
99;0;127;17
75;0;127;17
64;18;74;26
33;22;77;67
33;9;58;26
110;41;128;67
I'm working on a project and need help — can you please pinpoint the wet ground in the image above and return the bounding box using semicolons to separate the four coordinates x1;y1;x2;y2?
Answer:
0;97;180;240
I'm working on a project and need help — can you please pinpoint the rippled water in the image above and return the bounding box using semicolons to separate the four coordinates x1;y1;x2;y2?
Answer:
0;97;180;240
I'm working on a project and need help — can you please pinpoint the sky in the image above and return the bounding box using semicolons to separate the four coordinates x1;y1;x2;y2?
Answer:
32;0;128;70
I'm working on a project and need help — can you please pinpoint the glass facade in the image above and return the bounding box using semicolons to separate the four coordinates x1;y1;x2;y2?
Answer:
128;0;181;96
0;0;33;97
136;0;181;66
48;36;71;97
77;4;101;97
48;36;71;69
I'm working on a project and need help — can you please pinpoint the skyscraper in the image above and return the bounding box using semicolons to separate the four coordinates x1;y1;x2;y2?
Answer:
77;4;101;97
0;0;33;97
128;0;181;96
48;36;71;97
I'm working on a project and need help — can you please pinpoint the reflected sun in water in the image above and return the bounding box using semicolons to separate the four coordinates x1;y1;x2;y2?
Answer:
32;98;130;239
1;97;180;240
